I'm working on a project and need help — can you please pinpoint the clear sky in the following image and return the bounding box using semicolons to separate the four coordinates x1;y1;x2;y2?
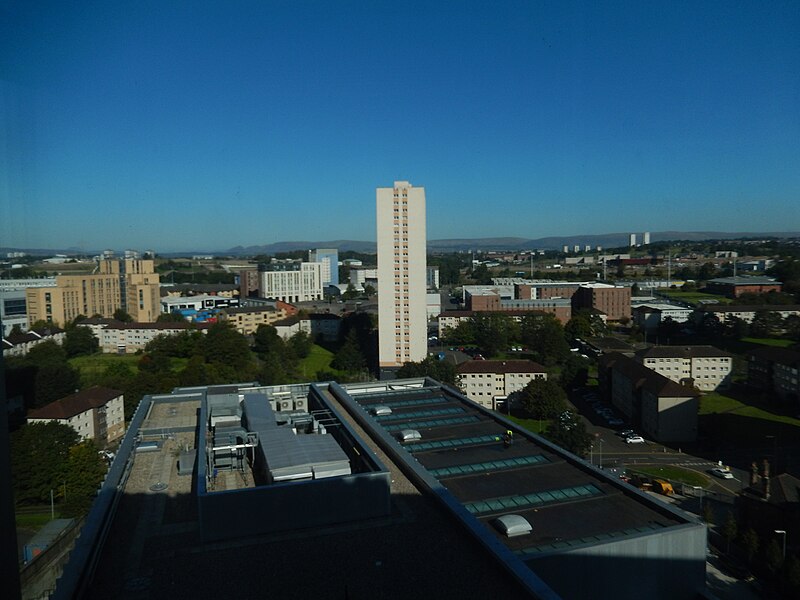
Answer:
2;1;799;252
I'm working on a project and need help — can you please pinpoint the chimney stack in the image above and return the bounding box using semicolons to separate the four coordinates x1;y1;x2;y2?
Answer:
750;461;760;487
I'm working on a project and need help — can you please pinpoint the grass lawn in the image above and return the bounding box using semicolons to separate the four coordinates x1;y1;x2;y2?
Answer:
700;392;800;426
69;353;141;384
741;337;795;348
16;506;62;528
70;352;190;386
506;415;550;434
656;289;731;305
633;465;709;488
298;344;346;380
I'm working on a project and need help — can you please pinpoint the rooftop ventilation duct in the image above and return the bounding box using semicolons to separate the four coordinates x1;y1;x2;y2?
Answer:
371;405;392;416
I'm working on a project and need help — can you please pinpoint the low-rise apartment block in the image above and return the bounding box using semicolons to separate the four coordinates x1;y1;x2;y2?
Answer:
600;353;700;443
747;347;800;404
27;386;126;446
632;303;693;332
2;327;65;357
94;321;210;353
220;305;289;335
694;304;800;325
456;359;547;410
636;346;733;392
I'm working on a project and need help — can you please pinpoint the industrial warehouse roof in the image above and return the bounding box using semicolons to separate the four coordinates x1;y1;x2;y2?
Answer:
706;276;781;285
60;379;705;600
337;379;700;596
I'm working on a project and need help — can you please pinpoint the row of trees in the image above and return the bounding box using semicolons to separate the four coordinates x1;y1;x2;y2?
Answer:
442;311;603;366
11;422;106;516
718;512;800;597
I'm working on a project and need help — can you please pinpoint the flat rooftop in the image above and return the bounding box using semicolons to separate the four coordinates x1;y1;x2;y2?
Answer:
343;383;683;554
79;387;529;600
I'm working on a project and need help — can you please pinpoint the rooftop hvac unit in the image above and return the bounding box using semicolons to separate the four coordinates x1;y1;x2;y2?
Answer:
294;398;307;412
397;429;421;443
371;405;392;416
493;514;532;538
280;400;292;411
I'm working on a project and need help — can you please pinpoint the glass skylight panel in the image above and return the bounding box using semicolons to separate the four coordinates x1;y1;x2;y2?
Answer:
465;484;602;515
383;416;478;432
375;407;464;422
406;434;502;453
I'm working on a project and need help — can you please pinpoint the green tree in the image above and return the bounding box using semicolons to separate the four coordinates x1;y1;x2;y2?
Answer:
61;440;106;516
11;422;79;505
765;539;784;575
750;310;784;338
98;361;136;391
287;331;313;359
565;313;593;340
26;339;69;367
470;263;492;284
34;363;82;407
156;311;187;323
517;379;568;420
740;528;759;565
520;314;570;367
395;356;457;385
202;322;255;377
332;330;365;373
722;512;738;554
471;313;515;357
253;324;285;355
63;326;99;357
560;354;590;389
113;308;134;322
342;283;359;300
545;411;592;456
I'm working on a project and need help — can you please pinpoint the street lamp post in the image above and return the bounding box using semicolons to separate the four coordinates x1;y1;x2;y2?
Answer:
775;530;787;559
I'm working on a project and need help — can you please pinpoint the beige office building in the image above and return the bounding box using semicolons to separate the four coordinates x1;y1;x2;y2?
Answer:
26;259;160;326
377;181;427;368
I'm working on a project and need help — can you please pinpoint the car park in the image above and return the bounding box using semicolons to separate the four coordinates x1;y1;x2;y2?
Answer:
710;467;734;479
625;435;646;444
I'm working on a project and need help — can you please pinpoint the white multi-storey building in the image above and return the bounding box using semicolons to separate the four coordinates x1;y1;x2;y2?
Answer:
309;248;339;286
27;386;126;445
259;262;323;303
456;360;548;410
377;180;427;368
636;346;734;392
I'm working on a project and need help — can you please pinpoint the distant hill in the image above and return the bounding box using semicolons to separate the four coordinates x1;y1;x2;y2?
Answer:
222;231;800;255
3;231;798;258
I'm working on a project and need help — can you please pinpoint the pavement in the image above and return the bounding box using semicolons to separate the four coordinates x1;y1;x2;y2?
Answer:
705;553;761;600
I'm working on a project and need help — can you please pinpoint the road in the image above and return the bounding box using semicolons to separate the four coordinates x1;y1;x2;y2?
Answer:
571;387;746;496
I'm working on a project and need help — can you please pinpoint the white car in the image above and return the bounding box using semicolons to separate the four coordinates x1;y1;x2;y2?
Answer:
710;467;734;479
625;435;645;444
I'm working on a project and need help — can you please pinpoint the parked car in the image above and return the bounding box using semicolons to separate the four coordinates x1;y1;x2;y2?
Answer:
606;418;624;426
710;467;734;479
617;429;635;438
625;435;646;444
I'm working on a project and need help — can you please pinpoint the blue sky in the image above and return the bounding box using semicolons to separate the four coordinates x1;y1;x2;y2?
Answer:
2;1;799;252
